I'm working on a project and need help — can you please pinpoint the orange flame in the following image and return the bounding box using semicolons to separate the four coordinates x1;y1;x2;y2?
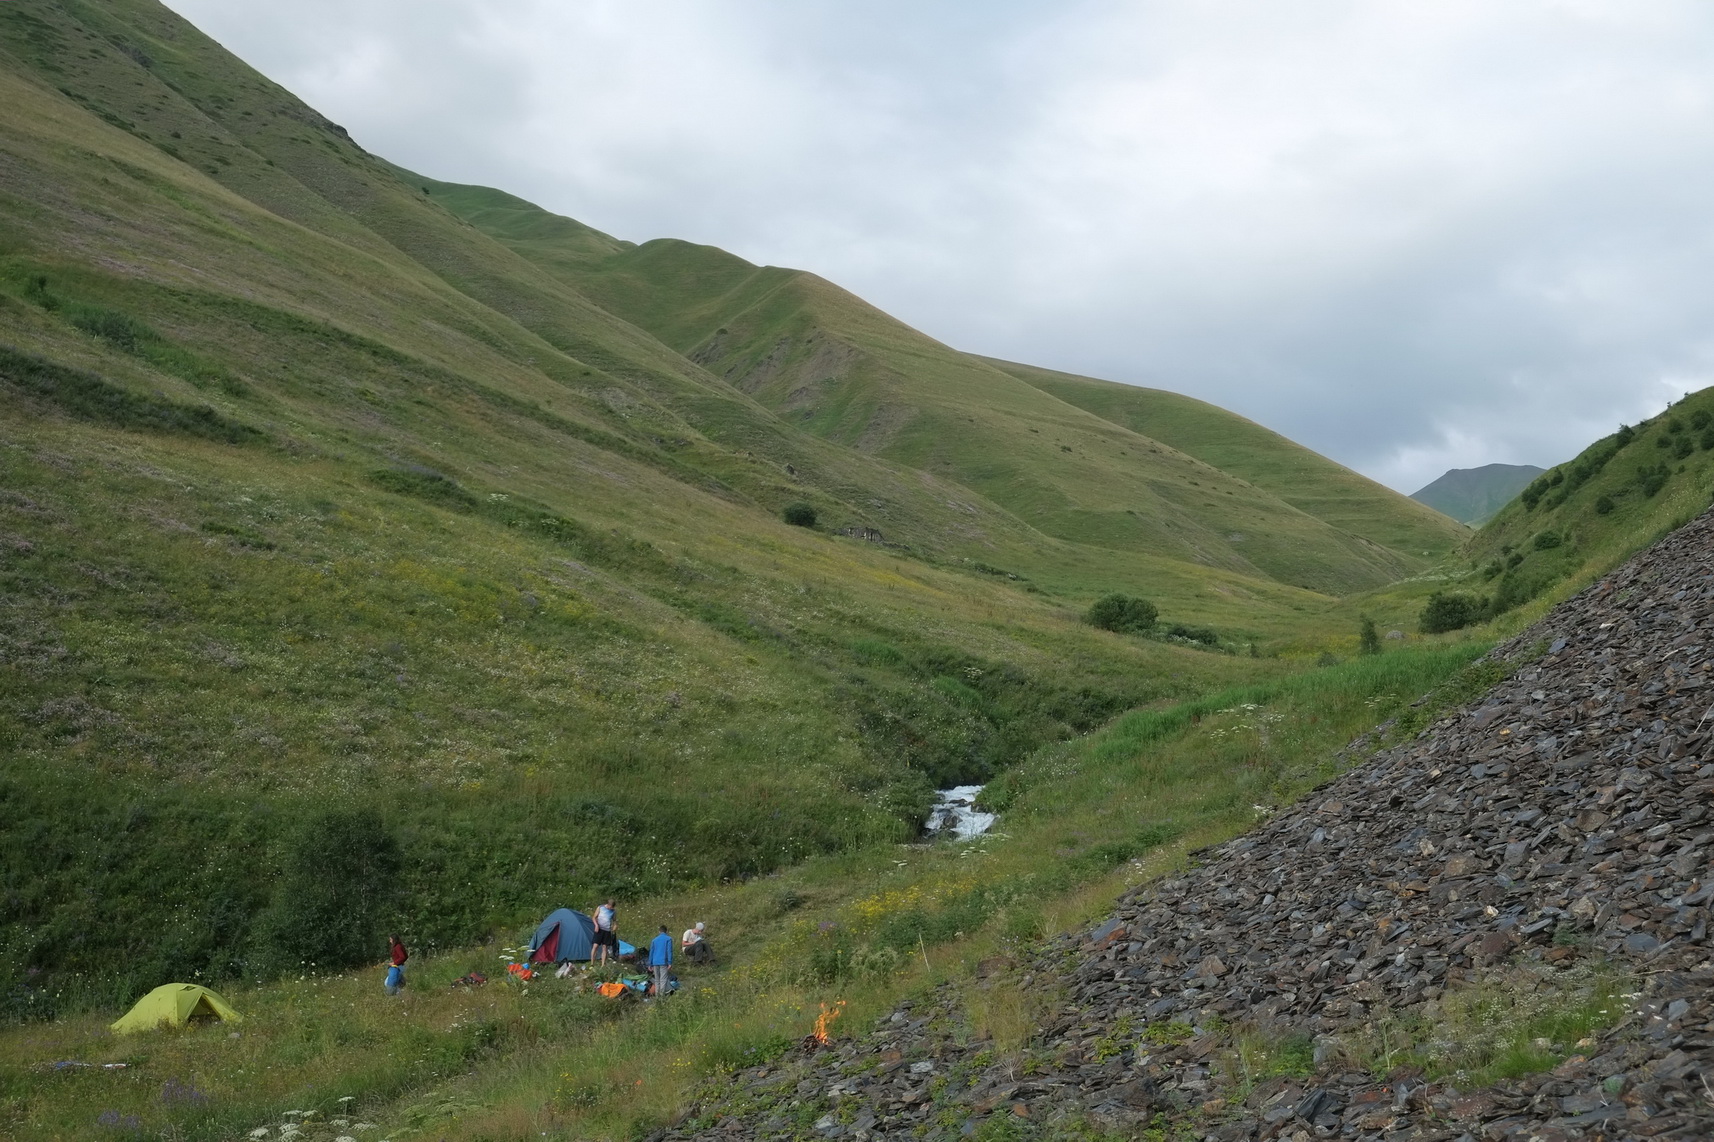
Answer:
812;1000;846;1045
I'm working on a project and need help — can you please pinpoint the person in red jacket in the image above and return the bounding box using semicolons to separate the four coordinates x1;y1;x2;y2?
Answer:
385;934;409;996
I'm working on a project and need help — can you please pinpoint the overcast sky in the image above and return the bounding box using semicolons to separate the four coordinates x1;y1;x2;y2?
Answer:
169;0;1714;492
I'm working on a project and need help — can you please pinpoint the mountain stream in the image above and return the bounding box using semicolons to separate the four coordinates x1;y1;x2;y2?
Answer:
925;784;996;840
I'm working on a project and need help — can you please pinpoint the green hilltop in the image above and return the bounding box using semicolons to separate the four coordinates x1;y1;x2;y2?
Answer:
408;180;1468;593
984;357;1470;559
1409;462;1546;525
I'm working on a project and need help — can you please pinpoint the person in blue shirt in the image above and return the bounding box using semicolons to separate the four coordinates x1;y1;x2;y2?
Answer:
648;925;674;998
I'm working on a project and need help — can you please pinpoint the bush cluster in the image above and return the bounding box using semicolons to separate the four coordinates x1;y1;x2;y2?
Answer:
1085;593;1158;633
1419;591;1486;635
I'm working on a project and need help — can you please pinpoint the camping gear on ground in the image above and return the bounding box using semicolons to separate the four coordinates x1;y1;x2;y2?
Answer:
596;981;628;998
110;984;242;1035
384;965;405;995
555;962;576;979
506;962;535;982
449;972;488;989
528;908;636;963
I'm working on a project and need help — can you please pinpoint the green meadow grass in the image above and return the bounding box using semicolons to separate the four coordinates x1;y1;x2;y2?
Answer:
0;641;1495;1142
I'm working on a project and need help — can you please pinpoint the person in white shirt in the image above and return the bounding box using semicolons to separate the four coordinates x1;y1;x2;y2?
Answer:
680;921;712;964
592;899;618;965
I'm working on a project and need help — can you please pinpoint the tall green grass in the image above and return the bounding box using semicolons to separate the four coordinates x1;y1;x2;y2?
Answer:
0;640;1495;1142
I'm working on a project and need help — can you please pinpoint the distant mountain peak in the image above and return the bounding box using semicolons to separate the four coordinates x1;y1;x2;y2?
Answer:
1411;462;1547;525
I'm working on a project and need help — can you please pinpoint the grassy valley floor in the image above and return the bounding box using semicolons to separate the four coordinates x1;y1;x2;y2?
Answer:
0;641;1496;1141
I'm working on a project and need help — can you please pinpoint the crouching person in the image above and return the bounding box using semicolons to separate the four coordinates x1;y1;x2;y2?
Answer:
681;921;713;964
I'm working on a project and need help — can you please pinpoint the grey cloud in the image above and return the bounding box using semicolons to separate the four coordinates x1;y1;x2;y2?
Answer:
170;0;1714;491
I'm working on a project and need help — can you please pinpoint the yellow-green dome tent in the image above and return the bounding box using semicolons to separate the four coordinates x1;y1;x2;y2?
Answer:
110;984;242;1034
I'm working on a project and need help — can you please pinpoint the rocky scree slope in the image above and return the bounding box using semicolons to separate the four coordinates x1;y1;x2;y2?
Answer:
659;506;1714;1141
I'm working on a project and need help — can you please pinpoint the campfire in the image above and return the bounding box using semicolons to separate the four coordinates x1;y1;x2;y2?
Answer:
805;999;846;1049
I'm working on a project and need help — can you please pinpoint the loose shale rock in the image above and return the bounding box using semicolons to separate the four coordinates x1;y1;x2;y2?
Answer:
658;506;1714;1140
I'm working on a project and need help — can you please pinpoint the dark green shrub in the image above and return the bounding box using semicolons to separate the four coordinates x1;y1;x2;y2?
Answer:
1532;531;1563;550
68;307;149;353
1594;495;1615;515
1675;434;1696;459
1164;623;1218;646
1420;591;1485;634
1691;409;1711;431
1637;463;1671;497
258;809;402;973
0;345;261;444
1086;593;1158;633
1700;428;1714;451
1358;616;1381;656
369;465;476;508
782;501;817;527
1506;552;1524;569
23;274;56;309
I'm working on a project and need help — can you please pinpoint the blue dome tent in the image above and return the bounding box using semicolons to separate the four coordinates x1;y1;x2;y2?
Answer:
529;908;594;963
528;908;637;963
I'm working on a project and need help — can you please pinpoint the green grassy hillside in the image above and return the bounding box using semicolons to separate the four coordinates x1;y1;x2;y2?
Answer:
1337;388;1714;646
987;357;1470;559
0;0;1352;1011
1466;391;1714;613
415;181;1457;595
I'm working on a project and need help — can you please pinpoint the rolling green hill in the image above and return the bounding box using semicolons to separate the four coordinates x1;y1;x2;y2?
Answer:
987;358;1471;558
1463;391;1714;614
412;180;1463;595
0;0;1332;1005
0;0;1478;1017
1410;462;1545;525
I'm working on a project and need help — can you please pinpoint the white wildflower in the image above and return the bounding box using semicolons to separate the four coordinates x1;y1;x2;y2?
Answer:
249;1130;270;1140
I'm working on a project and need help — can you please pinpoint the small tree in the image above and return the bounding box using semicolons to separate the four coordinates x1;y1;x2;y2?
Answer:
782;502;817;528
1086;593;1158;633
1419;591;1484;635
1358;615;1381;655
258;808;401;973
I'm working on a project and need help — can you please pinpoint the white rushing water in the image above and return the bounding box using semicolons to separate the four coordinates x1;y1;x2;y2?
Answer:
925;784;996;840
